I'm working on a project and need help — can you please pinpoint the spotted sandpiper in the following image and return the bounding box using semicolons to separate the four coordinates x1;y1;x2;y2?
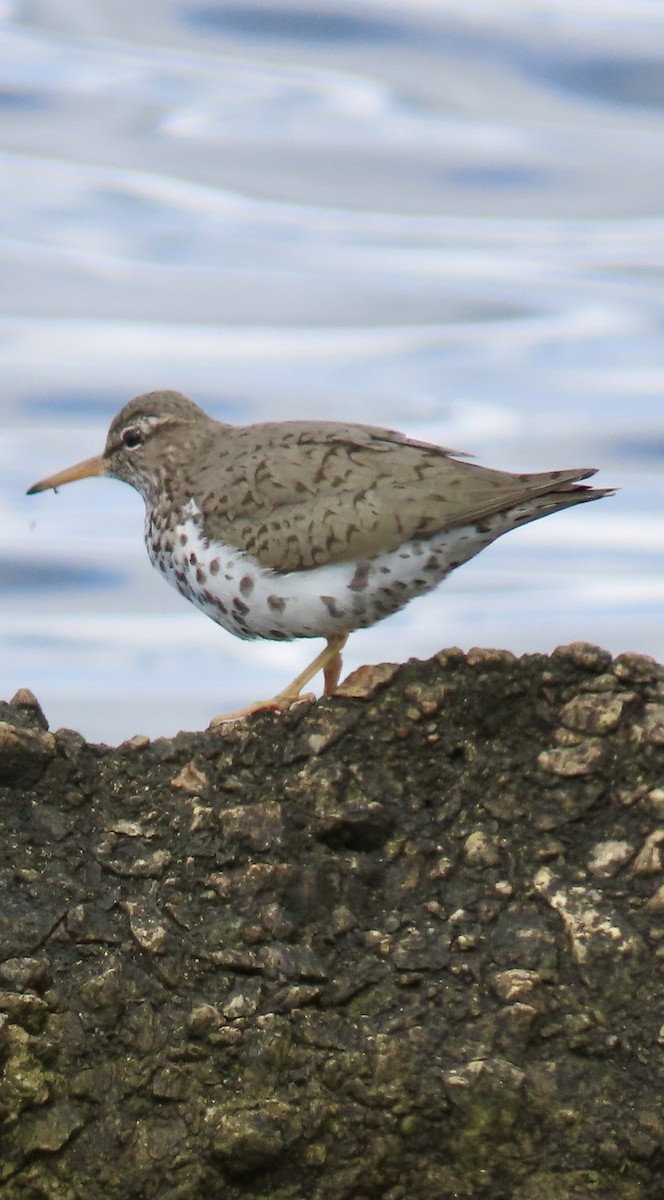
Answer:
27;390;613;723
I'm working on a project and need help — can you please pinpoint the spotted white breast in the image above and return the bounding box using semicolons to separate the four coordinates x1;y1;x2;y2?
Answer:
145;497;527;642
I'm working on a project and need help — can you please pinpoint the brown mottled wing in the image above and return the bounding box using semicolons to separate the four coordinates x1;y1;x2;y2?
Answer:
195;420;601;573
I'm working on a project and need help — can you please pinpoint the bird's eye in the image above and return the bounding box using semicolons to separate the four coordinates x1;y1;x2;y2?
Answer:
122;427;144;450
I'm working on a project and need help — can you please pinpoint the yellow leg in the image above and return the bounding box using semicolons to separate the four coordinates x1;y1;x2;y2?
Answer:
322;644;344;695
209;632;349;726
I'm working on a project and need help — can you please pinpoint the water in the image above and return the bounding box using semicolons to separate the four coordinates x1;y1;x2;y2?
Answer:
1;0;663;744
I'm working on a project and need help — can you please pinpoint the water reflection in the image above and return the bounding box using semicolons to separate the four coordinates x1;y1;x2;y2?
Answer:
186;5;401;44
1;0;662;742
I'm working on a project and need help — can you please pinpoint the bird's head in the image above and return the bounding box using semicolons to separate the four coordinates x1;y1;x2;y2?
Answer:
27;391;213;501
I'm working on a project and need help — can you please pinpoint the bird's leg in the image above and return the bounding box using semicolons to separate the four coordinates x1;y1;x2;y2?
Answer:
271;630;348;706
322;642;344;695
209;632;349;726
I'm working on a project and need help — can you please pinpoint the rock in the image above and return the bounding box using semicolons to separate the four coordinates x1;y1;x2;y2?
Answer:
170;761;208;794
15;1101;83;1155
464;830;500;866
6;688;49;732
552;642;613;672
207;1101;301;1173
587;840;634;879
632;831;664;876
537;741;604;776
612;652;663;683
0;722;56;788
1;647;664;1200
560;692;633;736
216;802;284;853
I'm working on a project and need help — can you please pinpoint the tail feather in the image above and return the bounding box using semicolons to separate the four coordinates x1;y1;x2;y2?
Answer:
509;477;615;529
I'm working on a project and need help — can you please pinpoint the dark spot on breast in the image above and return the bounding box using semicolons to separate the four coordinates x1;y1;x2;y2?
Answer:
321;595;345;618
196;567;207;584
179;533;188;546
240;574;255;597
210;559;220;574
268;594;286;612
349;561;370;592
233;596;250;616
190;552;197;565
204;590;227;614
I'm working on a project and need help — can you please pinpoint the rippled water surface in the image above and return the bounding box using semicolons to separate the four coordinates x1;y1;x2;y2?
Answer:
1;0;663;743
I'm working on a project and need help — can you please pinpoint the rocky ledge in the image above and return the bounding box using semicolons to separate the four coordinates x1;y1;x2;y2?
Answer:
1;643;663;1200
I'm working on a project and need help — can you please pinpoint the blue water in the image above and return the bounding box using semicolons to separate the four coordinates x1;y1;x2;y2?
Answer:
1;0;663;744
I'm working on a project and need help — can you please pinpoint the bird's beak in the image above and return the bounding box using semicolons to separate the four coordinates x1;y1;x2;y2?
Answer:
27;454;106;495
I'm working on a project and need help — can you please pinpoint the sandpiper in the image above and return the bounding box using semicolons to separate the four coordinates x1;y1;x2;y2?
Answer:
28;390;613;722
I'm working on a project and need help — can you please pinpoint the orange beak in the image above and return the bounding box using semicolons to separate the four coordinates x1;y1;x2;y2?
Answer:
27;454;106;495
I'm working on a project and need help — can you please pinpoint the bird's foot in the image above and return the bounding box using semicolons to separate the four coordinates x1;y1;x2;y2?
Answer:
208;632;349;728
208;689;316;727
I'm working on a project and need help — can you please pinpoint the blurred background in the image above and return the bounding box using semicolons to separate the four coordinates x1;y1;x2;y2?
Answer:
1;0;663;744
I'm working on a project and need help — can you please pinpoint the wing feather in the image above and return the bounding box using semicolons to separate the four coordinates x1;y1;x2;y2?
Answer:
192;420;598;572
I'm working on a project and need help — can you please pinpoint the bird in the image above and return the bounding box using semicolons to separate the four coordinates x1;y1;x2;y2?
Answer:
27;390;613;724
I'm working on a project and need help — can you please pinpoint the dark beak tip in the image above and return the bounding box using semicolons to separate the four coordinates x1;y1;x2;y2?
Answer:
24;454;105;495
